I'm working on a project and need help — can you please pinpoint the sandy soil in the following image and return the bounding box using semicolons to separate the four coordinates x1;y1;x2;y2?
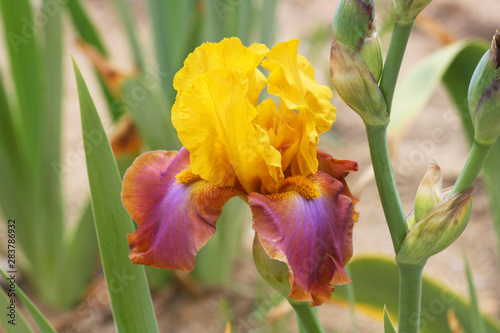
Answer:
4;0;500;332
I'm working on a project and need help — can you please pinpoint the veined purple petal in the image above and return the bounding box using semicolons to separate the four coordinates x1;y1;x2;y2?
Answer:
317;148;359;221
249;172;354;306
122;148;241;272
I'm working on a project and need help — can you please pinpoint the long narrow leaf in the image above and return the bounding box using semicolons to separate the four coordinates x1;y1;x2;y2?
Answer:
55;201;99;308
389;39;488;139
39;0;65;298
332;256;500;333
65;0;107;55
66;0;125;121
202;0;225;42
345;264;359;333
121;77;180;150
74;60;159;332
0;0;44;152
0;0;46;282
0;269;57;333
146;0;173;100
236;0;252;45
259;0;278;47
0;286;34;333
0;71;24;220
463;254;487;333
193;198;247;283
112;0;146;70
146;0;198;102
383;306;397;333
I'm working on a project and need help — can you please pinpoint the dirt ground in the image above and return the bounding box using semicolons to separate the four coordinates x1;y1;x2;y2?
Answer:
6;0;500;332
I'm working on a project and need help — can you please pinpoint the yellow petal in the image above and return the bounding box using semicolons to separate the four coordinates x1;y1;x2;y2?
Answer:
174;68;283;193
262;38;336;135
173;37;268;97
248;68;267;106
256;99;318;177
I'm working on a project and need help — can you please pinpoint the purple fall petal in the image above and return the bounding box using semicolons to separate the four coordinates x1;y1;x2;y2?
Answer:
249;171;355;306
122;148;241;272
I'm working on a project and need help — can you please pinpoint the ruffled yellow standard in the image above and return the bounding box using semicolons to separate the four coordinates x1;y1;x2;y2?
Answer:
122;37;358;306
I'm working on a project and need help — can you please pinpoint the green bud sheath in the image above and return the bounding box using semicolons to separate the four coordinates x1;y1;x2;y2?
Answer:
330;38;388;126
332;0;374;49
332;0;383;81
397;187;473;266
474;78;500;145
253;235;291;298
414;160;443;222
405;212;417;230
468;30;500;145
394;0;433;24
359;34;383;82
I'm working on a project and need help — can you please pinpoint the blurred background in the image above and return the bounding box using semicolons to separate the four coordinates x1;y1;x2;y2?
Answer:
0;0;499;332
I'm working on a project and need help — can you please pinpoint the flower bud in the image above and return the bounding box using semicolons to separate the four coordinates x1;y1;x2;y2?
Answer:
468;30;500;145
330;0;388;126
397;186;473;266
414;160;443;222
332;0;383;81
252;235;291;298
394;0;433;24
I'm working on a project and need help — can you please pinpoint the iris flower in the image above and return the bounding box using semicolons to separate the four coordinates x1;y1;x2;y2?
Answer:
122;38;358;306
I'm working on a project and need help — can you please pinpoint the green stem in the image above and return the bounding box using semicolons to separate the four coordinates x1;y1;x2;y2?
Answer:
366;125;408;251
379;21;414;114
397;263;424;333
289;301;325;333
297;316;307;333
452;141;492;194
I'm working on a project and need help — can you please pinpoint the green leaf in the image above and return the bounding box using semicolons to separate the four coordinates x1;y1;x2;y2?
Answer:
236;0;252;45
0;268;56;333
345;264;359;333
39;0;65;297
202;0;225;42
74;60;159;333
332;255;500;333
0;0;44;153
259;0;278;46
383;306;397;333
66;0;107;55
0;0;51;289
463;253;487;333
482;158;500;254
111;0;145;71
66;0;125;121
55;201;99;308
146;0;198;101
388;39;489;139
120;77;180;150
193;198;247;283
0;71;24;220
0;287;34;333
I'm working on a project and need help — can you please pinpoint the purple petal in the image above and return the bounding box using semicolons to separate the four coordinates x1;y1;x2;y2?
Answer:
249;171;355;306
122;148;241;271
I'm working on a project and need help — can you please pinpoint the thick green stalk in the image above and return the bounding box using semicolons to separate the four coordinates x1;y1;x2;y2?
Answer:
366;125;408;251
297;317;307;333
379;21;414;113
452;141;491;194
397;264;424;333
289;301;325;333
